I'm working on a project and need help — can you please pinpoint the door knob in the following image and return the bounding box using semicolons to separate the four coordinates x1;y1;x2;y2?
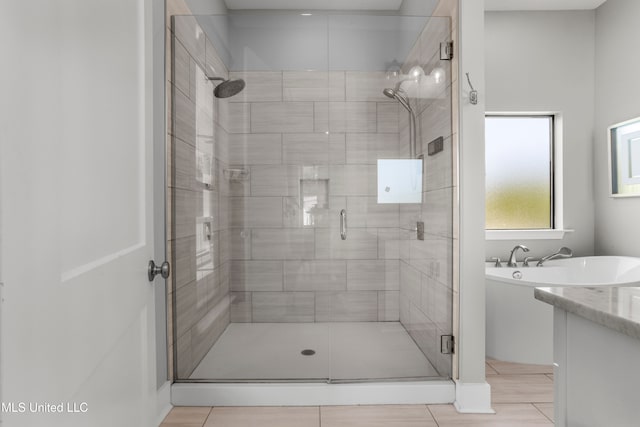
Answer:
148;260;170;281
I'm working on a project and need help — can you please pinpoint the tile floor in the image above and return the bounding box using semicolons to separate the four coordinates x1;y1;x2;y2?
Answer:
162;358;554;426
190;322;439;381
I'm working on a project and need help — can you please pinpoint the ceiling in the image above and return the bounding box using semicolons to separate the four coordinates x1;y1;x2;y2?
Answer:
224;0;403;10
485;0;607;11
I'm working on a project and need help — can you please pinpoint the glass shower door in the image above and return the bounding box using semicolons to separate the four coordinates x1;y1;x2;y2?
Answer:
169;14;232;380
169;12;454;383
324;14;454;382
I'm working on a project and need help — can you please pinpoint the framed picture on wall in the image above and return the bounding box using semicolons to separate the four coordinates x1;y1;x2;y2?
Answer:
608;116;640;197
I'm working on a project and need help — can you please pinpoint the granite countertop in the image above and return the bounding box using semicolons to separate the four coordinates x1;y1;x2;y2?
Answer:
534;286;640;340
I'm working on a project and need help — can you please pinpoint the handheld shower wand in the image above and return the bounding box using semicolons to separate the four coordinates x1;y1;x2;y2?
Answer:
382;88;417;158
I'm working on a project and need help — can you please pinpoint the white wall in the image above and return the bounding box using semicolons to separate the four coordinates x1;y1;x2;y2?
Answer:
593;0;640;256
455;0;493;413
484;11;596;260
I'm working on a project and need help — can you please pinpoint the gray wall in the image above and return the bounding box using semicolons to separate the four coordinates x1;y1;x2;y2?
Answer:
484;11;596;260
399;0;440;16
594;0;640;256
194;14;429;72
185;0;228;14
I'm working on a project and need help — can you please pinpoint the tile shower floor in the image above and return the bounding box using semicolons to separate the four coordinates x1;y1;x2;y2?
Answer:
190;322;440;381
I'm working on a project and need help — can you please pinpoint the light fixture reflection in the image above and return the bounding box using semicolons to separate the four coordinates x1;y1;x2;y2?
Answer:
430;67;445;84
408;65;426;81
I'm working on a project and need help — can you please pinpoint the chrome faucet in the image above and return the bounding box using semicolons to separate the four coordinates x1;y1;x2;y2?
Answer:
536;247;573;266
507;245;529;267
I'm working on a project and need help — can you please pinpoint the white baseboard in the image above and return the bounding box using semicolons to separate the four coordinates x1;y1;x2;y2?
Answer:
172;381;455;406
453;380;494;413
156;381;173;426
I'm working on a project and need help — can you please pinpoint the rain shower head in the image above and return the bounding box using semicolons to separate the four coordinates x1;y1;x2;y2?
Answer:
206;76;246;98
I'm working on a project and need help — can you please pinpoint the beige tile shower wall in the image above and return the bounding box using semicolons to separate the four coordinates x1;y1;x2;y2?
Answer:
168;11;232;379
226;71;403;323
398;12;457;378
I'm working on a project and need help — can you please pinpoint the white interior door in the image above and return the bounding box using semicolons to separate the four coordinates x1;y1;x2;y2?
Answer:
0;1;161;426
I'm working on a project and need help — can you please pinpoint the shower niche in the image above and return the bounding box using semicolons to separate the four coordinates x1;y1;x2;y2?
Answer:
168;12;454;385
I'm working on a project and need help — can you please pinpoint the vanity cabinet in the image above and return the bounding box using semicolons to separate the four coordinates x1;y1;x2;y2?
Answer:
536;287;640;427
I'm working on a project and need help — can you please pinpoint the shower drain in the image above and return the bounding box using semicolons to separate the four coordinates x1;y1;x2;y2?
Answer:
301;349;316;356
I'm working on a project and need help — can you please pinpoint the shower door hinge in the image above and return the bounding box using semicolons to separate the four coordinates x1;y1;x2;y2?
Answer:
440;41;454;60
441;335;455;354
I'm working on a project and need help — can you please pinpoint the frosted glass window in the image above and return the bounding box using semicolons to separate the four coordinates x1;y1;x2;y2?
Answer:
377;159;422;204
485;116;553;229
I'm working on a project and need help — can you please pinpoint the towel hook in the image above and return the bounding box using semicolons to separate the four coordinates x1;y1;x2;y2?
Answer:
465;72;478;105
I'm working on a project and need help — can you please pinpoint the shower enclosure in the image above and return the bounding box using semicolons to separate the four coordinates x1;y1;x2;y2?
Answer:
168;11;454;388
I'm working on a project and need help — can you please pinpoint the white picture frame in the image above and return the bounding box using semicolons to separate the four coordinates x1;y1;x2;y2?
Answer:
608;116;640;197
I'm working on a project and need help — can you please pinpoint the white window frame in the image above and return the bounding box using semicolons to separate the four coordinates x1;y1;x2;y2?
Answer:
485;112;572;240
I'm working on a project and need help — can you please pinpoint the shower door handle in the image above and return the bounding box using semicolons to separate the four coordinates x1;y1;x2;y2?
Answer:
340;209;347;240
